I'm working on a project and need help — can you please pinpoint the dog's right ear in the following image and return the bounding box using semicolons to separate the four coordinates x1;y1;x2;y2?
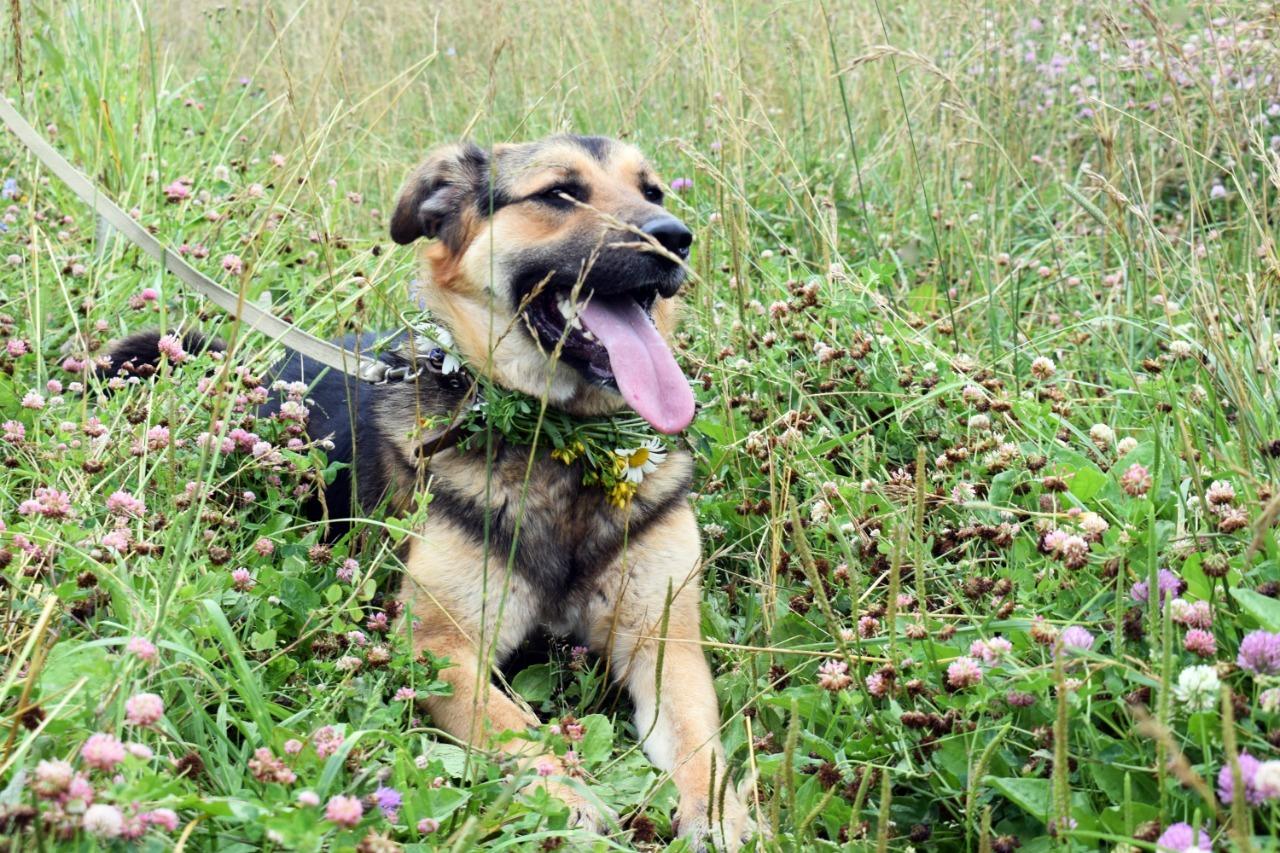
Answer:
389;143;490;248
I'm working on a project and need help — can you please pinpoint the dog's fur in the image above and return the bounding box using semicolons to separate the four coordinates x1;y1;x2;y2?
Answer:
108;135;752;848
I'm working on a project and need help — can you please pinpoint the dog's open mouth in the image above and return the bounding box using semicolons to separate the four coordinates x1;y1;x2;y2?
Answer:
524;284;695;434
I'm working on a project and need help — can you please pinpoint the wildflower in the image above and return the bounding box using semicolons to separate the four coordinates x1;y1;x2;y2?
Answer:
970;637;1012;663
1237;630;1280;675
1218;752;1262;805
535;756;558;776
81;732;127;771
670;177;693;192
325;795;363;828
284;739;303;754
394;687;416;701
126;636;158;661
374;786;402;817
1116;436;1138;455
6;338;28;356
163;180;191;202
809;498;831;524
951;482;976;504
313;725;344;758
34;759;75;797
1030;356;1055;379
298;790;320;807
1088;423;1114;448
1173;665;1221;713
1171;598;1212;630
418;817;440;833
1029;616;1058;645
1120;463;1151;496
1060;535;1089;569
83;803;124;838
18;486;75;519
21;390;45;409
337;558;358;583
817;659;851;691
1217;507;1249;533
231;568;256;592
156;334;187;363
106;490;146;517
1058;626;1095;654
1205;480;1235;510
946;656;983;689
248;747;297;784
142;808;179;832
614;438;667;485
1131;569;1182;605
1078;511;1108;539
1154;823;1210;852
254;537;275;556
550;440;585;464
1260;688;1280;713
124;693;165;726
126;741;154;760
1184;629;1216;657
1255;760;1280;800
222;253;244;275
2;419;24;442
865;672;891;697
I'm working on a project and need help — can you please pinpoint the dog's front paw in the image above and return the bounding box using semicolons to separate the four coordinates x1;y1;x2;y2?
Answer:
523;777;613;835
674;790;757;852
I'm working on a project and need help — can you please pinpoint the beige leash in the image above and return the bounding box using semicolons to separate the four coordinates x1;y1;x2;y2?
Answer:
0;95;389;382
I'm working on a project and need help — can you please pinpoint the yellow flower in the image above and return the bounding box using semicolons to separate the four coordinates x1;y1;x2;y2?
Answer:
608;481;639;508
551;440;586;464
613;438;667;485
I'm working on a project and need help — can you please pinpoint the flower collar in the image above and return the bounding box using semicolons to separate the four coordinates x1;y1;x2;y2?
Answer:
401;313;677;508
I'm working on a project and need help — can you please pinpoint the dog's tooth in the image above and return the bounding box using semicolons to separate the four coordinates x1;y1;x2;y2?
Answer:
557;296;572;318
582;328;596;341
570;317;583;330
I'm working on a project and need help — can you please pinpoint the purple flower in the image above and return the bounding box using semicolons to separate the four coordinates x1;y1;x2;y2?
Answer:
670;177;693;192
374;785;402;817
1059;626;1095;653
1130;569;1182;605
1237;630;1280;675
1218;751;1263;805
1155;822;1210;852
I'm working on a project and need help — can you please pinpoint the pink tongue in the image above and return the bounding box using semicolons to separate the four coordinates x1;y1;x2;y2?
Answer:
578;297;695;434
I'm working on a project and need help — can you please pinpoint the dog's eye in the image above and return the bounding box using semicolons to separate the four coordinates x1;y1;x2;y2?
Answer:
642;185;665;205
536;184;584;205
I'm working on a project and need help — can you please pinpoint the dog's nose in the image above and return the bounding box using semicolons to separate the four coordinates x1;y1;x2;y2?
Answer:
642;217;693;259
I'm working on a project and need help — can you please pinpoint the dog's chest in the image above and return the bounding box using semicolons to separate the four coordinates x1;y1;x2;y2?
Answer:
426;445;693;607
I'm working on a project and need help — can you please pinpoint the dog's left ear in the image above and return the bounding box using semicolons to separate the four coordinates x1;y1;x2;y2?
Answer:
389;143;490;248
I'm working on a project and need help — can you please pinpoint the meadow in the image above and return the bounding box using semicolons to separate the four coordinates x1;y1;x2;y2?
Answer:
2;0;1280;849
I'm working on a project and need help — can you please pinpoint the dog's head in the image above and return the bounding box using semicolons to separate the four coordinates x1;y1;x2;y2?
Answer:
390;135;695;434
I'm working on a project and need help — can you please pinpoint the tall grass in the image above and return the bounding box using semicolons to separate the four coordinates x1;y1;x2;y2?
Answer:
2;0;1280;850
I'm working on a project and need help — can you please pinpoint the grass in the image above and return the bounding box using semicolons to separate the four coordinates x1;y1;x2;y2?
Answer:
2;0;1280;849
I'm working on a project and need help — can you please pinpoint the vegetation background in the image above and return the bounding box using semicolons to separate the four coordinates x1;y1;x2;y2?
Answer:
2;0;1280;850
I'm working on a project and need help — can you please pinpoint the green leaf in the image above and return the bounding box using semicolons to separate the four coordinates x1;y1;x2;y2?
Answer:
1232;588;1280;631
578;714;614;764
985;777;1052;821
512;663;555;703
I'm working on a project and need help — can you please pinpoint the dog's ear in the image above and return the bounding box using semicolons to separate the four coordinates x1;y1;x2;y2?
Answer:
389;143;491;247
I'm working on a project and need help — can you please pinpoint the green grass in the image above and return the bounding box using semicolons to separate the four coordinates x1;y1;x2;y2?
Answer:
3;0;1280;850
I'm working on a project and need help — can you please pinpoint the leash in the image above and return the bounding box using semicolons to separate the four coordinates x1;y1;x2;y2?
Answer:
0;95;392;383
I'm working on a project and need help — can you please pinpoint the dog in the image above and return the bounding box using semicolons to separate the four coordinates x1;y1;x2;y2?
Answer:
109;135;754;849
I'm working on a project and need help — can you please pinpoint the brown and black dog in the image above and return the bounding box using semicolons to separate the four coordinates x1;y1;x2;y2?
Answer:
110;135;754;849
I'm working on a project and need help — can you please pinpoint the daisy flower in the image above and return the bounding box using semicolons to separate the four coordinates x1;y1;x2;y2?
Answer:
615;437;667;485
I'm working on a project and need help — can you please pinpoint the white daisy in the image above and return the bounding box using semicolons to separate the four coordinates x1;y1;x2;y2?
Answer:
615;437;667;484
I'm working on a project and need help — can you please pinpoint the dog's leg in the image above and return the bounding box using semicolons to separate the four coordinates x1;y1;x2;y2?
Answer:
399;528;605;831
583;508;752;851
